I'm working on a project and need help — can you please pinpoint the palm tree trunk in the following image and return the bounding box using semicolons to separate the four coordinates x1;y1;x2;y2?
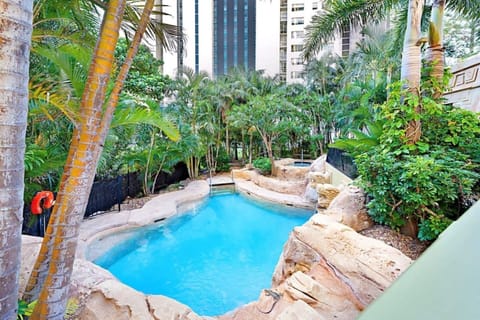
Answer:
225;123;230;158
0;1;33;319
426;0;445;99
144;129;156;195
401;0;424;144
249;132;253;164
99;0;155;143
25;1;127;319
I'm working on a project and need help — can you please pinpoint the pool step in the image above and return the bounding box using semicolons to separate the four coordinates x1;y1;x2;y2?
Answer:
210;184;236;195
207;176;236;194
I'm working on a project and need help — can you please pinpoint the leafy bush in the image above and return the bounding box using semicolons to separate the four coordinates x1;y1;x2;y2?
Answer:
352;83;480;240
216;148;231;172
253;157;272;175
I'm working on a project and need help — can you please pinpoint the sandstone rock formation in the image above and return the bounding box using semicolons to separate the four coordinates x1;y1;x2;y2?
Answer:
272;214;412;319
324;185;373;231
316;183;341;209
232;168;307;196
309;155;327;173
20;236;205;320
221;214;412;320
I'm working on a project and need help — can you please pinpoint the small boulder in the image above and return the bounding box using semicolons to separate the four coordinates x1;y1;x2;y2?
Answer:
310;155;327;173
308;171;332;186
303;185;318;203
78;280;151;320
276;300;324;320
316;184;341;209
324;185;373;231
148;295;204;320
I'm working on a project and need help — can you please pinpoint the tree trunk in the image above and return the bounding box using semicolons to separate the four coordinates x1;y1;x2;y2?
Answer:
267;143;276;176
25;2;127;318
225;123;230;158
401;0;424;144
426;0;445;99
26;0;156;318
0;1;33;319
249;133;253;164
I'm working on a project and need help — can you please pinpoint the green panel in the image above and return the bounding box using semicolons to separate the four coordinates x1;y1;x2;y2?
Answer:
358;201;480;320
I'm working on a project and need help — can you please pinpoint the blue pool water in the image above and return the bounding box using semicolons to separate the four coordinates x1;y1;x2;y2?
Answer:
291;161;312;167
93;192;312;316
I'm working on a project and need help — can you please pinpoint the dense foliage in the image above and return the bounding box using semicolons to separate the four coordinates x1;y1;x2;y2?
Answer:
347;82;480;240
252;157;272;175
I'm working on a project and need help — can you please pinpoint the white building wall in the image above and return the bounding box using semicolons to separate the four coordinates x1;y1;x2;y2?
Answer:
182;0;196;71
255;1;280;77
159;0;217;78
160;0;179;77
198;1;214;74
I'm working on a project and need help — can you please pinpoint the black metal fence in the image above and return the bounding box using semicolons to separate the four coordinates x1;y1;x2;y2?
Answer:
326;148;358;179
22;162;189;237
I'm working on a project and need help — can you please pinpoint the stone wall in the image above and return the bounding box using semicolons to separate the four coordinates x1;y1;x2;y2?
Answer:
444;53;480;112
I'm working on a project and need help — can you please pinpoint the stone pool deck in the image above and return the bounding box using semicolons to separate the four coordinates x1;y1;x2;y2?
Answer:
235;179;314;210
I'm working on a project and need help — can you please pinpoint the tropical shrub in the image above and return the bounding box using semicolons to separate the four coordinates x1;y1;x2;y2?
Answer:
216;148;231;172
253;157;271;175
353;83;480;240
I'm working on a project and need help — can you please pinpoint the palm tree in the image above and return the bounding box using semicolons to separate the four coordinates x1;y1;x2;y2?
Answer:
22;1;179;318
169;67;210;178
0;2;33;319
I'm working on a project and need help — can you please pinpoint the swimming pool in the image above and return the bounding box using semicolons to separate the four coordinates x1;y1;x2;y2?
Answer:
92;192;312;316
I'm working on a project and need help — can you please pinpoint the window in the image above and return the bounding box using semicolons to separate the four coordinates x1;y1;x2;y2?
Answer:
312;2;319;10
291;17;304;25
291;3;304;12
341;25;350;57
291;44;303;52
291;71;304;79
291;30;304;39
291;57;304;65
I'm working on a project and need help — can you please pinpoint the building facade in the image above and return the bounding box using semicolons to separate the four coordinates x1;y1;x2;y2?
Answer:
158;0;359;83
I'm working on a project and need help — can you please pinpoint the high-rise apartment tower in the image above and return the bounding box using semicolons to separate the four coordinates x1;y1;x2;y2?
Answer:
158;0;360;83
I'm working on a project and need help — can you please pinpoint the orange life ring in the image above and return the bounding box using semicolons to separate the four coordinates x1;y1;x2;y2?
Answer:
31;191;55;215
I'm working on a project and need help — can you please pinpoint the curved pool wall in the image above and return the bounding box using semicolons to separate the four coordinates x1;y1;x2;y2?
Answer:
91;192;312;316
78;181;211;261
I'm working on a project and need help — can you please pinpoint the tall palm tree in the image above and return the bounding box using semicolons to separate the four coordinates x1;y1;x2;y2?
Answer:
0;2;34;319
170;67;210;178
23;1;176;318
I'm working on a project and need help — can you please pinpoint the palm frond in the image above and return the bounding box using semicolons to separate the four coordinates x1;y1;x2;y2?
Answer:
92;0;181;52
29;81;80;124
111;105;180;141
447;0;480;20
34;44;91;98
304;0;400;60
